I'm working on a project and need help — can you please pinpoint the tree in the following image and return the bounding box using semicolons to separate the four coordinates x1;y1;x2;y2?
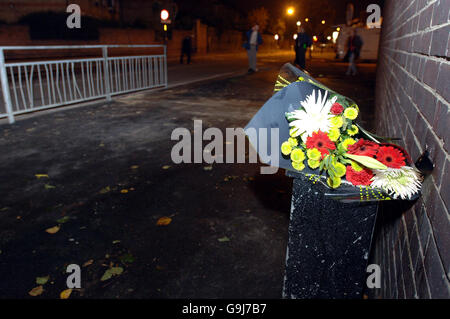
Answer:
268;18;286;37
248;7;269;32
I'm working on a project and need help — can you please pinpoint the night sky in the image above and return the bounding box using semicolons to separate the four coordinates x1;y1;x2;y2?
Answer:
225;0;385;24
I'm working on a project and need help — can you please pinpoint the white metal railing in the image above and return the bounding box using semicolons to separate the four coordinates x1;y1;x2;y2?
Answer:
0;45;167;124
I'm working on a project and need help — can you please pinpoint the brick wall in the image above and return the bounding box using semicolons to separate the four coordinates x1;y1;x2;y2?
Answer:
371;0;449;298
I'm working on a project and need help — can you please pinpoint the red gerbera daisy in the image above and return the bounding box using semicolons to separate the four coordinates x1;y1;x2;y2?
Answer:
306;131;336;158
375;146;406;168
347;139;379;157
331;102;344;115
346;166;374;186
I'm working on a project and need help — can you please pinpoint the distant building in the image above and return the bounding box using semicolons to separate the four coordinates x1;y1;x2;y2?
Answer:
0;0;119;23
0;0;175;27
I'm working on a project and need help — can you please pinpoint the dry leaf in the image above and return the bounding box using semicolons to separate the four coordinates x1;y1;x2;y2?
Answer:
218;236;230;242
28;286;44;297
131;165;139;169
162;165;171;170
100;267;124;281
60;289;72;299
120;189;129;194
99;186;111;194
156;217;172;226
35;174;49;179
83;259;94;267
44;184;56;190
45;225;60;234
36;276;49;285
203;166;213;171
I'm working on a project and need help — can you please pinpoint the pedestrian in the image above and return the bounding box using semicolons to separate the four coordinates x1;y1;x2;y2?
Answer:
180;35;193;64
294;26;312;70
346;29;363;76
243;24;263;74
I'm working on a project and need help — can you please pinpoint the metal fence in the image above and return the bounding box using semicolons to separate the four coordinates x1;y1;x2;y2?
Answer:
0;45;167;124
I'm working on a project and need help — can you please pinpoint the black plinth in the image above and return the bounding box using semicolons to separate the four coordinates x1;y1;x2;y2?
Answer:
283;172;379;299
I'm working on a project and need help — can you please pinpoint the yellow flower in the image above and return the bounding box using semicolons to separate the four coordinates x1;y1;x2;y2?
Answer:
290;148;305;163
292;162;305;171
344;107;358;120
328;128;341;142
333;162;347;177
308;159;320;169
288;137;298;147
281;142;292;155
330;116;344;128
351;161;364;172
347;125;359;136
341;138;356;150
307;148;321;161
327;177;342;189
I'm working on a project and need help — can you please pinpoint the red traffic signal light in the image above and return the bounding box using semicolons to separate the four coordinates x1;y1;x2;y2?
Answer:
160;9;169;21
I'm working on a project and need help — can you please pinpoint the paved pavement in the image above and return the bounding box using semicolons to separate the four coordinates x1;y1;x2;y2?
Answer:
0;50;377;298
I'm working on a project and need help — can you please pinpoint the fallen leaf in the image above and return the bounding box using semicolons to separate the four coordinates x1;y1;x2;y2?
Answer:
100;267;124;281
99;186;111;194
60;289;72;299
35;174;49;179
0;207;9;212
120;189;129;194
28;286;44;297
120;254;135;264
44;184;56;190
156;217;172;226
203;166;213;171
56;216;70;224
36;276;49;285
130;165;139;170
83;259;94;267
45;226;60;234
162;165;171;170
99;143;105;147
218;236;230;242
112;240;121;244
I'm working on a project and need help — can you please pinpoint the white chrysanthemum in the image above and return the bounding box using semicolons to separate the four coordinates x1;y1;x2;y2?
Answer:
289;90;337;142
371;166;422;200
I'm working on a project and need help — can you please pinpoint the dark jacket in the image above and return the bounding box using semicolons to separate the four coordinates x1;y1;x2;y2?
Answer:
243;30;263;51
348;35;363;58
295;32;312;52
182;36;192;53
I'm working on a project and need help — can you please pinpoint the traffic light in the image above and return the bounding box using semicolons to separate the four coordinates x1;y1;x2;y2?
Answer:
160;9;169;21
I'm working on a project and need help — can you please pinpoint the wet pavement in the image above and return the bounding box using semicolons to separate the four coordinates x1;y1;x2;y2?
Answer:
0;51;376;298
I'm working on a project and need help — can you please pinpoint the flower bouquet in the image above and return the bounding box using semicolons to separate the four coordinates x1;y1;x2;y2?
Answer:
245;63;423;202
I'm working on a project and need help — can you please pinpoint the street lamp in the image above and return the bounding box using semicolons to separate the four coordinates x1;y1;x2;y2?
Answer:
287;7;294;16
296;21;301;26
293;34;298;40
322;20;326;24
305;18;309;22
274;34;280;40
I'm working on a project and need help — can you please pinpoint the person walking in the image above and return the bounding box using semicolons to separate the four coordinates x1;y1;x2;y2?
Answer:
294;26;313;70
180;35;193;64
346;29;363;76
243;24;263;74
